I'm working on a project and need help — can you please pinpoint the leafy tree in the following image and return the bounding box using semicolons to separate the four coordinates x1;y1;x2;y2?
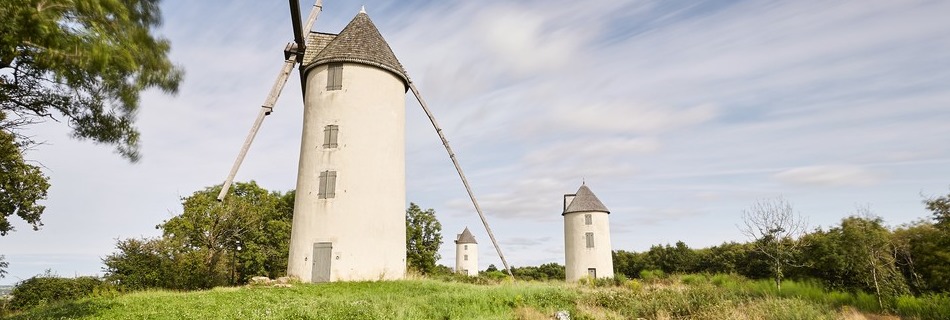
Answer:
893;221;950;293
1;0;183;160
405;203;442;274
925;190;950;230
0;0;183;238
696;242;750;275
537;263;566;280
798;228;852;289
836;213;908;308
641;241;699;274
101;237;207;290
0;255;8;278
612;250;647;278
0;112;49;236
508;263;564;281
105;182;292;290
739;197;808;290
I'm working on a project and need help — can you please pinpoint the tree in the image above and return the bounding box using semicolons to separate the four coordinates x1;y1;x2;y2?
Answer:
925;190;950;230
893;220;950;293
0;255;8;278
104;182;292;290
0;0;183;234
1;0;183;158
739;197;808;290
0;113;49;236
406;203;442;274
836;211;908;308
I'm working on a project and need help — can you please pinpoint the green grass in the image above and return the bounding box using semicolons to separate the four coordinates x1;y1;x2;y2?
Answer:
6;275;949;319
4;280;577;320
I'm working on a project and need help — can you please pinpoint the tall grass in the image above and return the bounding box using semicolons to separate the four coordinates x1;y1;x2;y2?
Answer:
7;274;949;319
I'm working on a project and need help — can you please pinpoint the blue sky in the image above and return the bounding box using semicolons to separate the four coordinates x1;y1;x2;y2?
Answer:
3;0;950;284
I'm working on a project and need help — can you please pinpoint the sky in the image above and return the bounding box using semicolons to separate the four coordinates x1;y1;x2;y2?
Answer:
3;0;950;284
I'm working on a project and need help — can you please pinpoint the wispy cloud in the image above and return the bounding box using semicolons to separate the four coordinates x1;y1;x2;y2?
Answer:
774;165;881;187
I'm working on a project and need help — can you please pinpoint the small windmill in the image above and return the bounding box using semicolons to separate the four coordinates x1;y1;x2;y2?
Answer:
216;0;512;282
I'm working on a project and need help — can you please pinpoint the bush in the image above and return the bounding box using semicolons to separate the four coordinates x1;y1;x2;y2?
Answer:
895;294;950;320
624;279;643;293
8;272;114;311
639;269;666;282
680;273;707;285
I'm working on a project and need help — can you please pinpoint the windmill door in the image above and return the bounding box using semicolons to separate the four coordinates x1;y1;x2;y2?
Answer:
312;242;332;283
588;268;597;279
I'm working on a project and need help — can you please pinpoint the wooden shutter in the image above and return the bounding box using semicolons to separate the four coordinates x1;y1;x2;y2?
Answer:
323;125;339;148
327;63;342;90
326;171;337;198
318;171;328;198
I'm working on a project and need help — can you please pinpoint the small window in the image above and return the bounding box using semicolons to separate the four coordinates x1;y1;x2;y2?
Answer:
585;232;594;248
327;63;343;90
588;268;597;278
323;125;339;148
318;170;337;199
464;245;468;250
585;214;592;225
464;254;468;261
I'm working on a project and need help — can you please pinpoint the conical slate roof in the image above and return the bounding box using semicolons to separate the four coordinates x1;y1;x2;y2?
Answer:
455;227;477;244
563;184;610;215
303;11;409;86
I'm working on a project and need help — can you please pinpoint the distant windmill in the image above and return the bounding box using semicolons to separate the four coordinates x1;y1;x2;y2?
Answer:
216;0;512;282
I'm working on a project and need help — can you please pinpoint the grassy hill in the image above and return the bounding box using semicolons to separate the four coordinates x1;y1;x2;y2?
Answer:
5;275;948;319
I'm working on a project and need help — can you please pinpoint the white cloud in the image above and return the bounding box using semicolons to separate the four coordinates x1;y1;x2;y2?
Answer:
774;165;881;187
548;103;717;134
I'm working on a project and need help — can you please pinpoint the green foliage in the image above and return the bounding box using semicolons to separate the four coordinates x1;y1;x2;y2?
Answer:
7;272;114;311
104;182;293;290
0;0;183;161
9;275;950;319
926;190;950;230
893;221;950;293
0;255;7;278
894;293;950;320
405;203;442;275
0;112;49;236
639;269;666;282
509;263;565;281
8;280;579;319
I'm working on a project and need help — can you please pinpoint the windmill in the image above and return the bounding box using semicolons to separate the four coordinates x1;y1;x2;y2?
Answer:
216;0;513;282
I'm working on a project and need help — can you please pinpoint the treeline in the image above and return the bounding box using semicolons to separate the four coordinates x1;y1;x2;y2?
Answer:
613;192;950;298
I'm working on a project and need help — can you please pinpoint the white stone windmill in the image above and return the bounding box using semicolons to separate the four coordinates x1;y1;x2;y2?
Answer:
215;1;512;282
454;227;478;276
563;183;614;281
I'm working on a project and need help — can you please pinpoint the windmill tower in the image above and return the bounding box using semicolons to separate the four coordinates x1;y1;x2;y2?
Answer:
215;1;515;283
454;227;478;276
563;183;614;281
284;9;410;282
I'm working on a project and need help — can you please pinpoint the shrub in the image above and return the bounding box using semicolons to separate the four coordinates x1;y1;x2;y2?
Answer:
624;279;643;293
8;273;114;311
680;273;707;285
639;269;666;282
895;294;950;320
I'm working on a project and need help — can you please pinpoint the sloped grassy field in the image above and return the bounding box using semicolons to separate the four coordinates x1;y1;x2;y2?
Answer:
6;275;948;319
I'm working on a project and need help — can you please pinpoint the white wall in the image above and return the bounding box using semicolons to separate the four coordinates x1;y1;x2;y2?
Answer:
455;242;478;276
564;211;614;281
287;62;407;282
